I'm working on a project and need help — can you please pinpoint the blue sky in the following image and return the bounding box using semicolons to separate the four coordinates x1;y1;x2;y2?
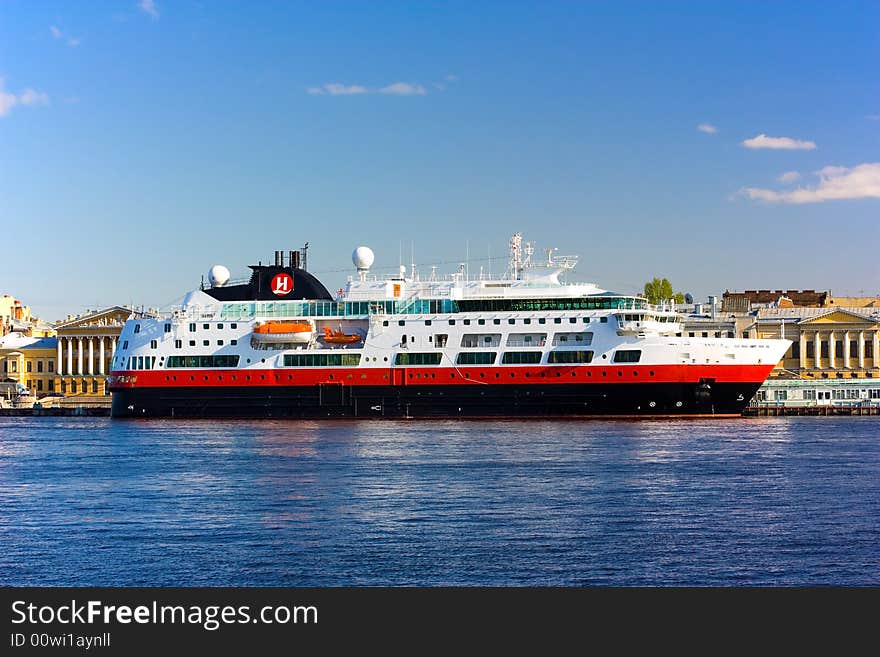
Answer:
1;1;878;320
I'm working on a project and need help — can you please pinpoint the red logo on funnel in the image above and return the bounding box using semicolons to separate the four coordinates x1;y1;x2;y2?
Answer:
271;273;293;296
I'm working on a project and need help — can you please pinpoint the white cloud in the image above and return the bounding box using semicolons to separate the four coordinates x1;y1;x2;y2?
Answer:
697;123;717;134
740;163;880;204
50;25;62;39
380;82;426;96
138;0;159;19
444;73;459;82
307;83;368;96
742;133;816;150
67;38;81;47
777;171;800;183
0;79;49;117
868;114;880;121
20;88;49;106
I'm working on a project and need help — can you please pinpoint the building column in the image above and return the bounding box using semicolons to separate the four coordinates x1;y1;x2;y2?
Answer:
814;331;822;369
843;331;850;369
828;331;836;369
799;332;807;370
66;337;73;376
873;331;879;370
99;337;105;375
88;337;94;375
57;339;63;377
112;337;117;362
77;337;83;375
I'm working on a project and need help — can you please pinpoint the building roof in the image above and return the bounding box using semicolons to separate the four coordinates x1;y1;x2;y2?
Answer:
0;332;57;350
754;306;880;323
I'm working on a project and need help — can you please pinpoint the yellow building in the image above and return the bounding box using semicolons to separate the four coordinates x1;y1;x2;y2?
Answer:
0;333;58;396
747;307;880;379
54;307;132;398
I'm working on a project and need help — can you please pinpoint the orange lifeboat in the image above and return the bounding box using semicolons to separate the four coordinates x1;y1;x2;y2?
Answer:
322;326;362;345
252;321;313;344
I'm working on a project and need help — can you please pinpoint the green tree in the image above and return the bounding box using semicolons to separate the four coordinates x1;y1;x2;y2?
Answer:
643;278;685;305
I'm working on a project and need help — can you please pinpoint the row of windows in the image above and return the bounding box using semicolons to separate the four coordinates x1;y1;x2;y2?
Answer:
3;360;55;373
184;322;238;332
283;354;362;367
166;355;241;368
762;388;880;401
388;317;609;328
792;341;875;359
58;380;106;395
547;350;594;364
394;353;443;366
127;356;157;370
456;352;496;365
218;298;644;321
456;298;646;312
171;339;238;348
21;379;55;392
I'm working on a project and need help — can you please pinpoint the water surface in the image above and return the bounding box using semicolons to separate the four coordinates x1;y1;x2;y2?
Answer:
0;417;877;585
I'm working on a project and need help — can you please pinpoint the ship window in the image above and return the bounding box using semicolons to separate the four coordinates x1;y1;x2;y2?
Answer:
203;324;209;330
399;320;405;327
425;320;432;326
508;319;516;325
478;319;485;325
501;351;542;365
150;340;157;349
175;340;182;348
217;324;223;329
394;352;442;366
524;319;531;325
283;353;361;367
383;321;389;327
570;318;577;323
134;324;141;334
189;340;196;346
401;335;407;345
231;323;237;329
600;317;608;323
122;341;129;350
231;340;237;346
167;355;241;368
164;324;171;333
448;320;455;325
203;340;210;346
456;352;496;365
217;340;224;346
493;319;501;325
554;318;562;324
613;350;641;363
552;332;593;346
435;334;448;348
463;319;471;325
539;318;546;324
461;334;501;348
189;323;196;332
548;350;594;364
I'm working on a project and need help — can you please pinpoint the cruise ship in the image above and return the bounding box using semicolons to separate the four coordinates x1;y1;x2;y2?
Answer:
109;234;789;418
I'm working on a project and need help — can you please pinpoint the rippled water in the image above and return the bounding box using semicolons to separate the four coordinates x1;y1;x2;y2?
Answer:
0;417;877;585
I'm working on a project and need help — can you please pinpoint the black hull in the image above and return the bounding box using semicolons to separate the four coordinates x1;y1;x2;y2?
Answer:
111;382;761;418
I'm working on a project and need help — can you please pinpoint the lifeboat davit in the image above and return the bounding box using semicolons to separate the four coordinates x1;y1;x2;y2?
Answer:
321;326;362;345
252;321;313;344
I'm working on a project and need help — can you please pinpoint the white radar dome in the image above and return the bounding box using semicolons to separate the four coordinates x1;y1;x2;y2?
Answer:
209;264;231;287
352;246;375;271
